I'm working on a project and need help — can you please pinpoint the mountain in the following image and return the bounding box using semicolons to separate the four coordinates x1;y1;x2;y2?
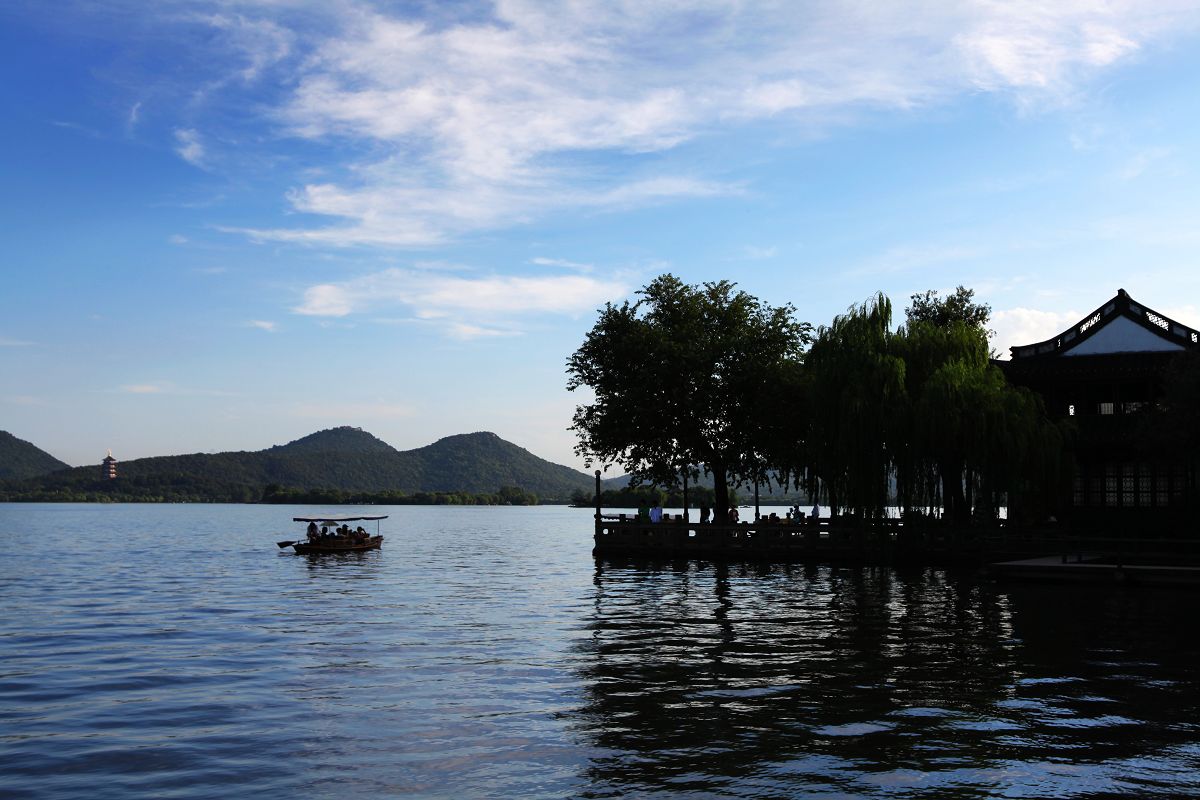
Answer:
0;431;70;480
0;427;593;502
268;426;400;456
412;432;598;496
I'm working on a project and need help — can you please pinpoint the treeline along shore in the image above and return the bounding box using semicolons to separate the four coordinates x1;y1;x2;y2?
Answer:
0;429;588;504
567;275;1200;537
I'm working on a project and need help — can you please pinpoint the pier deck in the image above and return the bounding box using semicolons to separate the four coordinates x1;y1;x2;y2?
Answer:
593;515;1200;574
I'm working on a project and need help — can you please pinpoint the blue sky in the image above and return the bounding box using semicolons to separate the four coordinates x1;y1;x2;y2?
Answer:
4;1;1200;471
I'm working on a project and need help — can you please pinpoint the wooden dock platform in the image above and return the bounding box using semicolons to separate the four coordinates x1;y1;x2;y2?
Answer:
593;514;1200;577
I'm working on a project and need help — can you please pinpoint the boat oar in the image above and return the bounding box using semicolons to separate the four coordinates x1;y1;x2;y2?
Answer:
276;540;299;548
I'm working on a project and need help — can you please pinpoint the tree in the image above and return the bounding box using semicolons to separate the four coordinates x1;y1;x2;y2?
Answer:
893;312;1069;526
906;286;995;343
567;274;812;518
802;293;906;520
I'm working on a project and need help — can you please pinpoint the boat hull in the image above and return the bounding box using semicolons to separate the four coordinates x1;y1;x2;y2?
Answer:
292;535;384;554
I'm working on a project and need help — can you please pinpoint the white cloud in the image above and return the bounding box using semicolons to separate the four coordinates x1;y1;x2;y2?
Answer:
168;234;189;245
1161;304;1200;329
247;320;278;332
210;1;1200;247
121;383;168;394
531;257;593;272
991;306;1082;358
446;322;522;340
0;336;34;347
116;382;236;397
174;128;206;167
294;284;354;317
293;268;628;335
199;13;292;83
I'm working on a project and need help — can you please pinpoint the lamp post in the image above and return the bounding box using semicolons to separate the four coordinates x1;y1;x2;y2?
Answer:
594;469;602;522
682;467;689;523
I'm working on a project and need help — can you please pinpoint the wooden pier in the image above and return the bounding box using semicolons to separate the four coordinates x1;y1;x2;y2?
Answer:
593;514;1200;577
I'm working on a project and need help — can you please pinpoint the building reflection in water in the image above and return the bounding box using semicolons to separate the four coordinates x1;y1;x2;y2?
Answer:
573;559;1200;798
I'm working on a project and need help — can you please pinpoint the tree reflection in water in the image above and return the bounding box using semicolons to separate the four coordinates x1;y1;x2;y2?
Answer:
574;560;1200;798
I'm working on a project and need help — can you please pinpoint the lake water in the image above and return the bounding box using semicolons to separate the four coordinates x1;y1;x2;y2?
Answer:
3;503;1199;799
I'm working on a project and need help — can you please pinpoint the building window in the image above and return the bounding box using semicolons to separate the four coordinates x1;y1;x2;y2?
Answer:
1137;464;1150;507
1099;402;1115;415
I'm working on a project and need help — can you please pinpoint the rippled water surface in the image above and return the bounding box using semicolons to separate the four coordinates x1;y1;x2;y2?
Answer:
3;504;1200;799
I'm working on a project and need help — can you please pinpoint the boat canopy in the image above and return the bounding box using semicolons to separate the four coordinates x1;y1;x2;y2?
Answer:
293;515;389;523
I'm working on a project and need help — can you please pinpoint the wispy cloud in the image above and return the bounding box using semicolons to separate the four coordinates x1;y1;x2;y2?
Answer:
116;382;236;397
531;257;593;272
1115;146;1173;180
174;128;206;167
292;267;628;336
120;383;168;394
247;320;278;332
196;1;1199;247
0;336;35;347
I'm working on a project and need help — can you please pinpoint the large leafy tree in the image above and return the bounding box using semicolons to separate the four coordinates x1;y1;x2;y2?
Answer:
567;274;811;517
906;286;994;335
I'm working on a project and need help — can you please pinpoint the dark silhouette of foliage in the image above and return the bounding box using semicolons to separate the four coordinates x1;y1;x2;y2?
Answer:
567;274;812;518
906;286;994;337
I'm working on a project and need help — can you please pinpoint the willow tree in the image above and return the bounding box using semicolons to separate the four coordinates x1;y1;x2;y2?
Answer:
803;294;906;520
567;274;811;517
894;312;1069;526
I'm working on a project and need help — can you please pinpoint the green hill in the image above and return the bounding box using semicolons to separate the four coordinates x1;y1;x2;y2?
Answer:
411;432;600;496
0;431;70;480
0;427;593;503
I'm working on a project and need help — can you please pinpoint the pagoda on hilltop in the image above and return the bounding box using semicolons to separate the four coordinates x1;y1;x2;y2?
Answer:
102;449;118;480
1000;288;1199;529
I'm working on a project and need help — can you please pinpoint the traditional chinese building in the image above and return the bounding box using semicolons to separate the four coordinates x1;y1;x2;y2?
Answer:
1000;289;1199;530
102;449;118;480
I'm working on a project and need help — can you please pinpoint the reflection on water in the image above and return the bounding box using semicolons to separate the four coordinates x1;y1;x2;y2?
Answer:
577;560;1200;798
2;504;1199;799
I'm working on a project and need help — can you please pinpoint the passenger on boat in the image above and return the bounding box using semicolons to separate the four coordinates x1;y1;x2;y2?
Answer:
320;526;330;538
307;521;319;539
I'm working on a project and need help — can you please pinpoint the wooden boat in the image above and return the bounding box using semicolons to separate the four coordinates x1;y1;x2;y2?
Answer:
277;515;387;554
